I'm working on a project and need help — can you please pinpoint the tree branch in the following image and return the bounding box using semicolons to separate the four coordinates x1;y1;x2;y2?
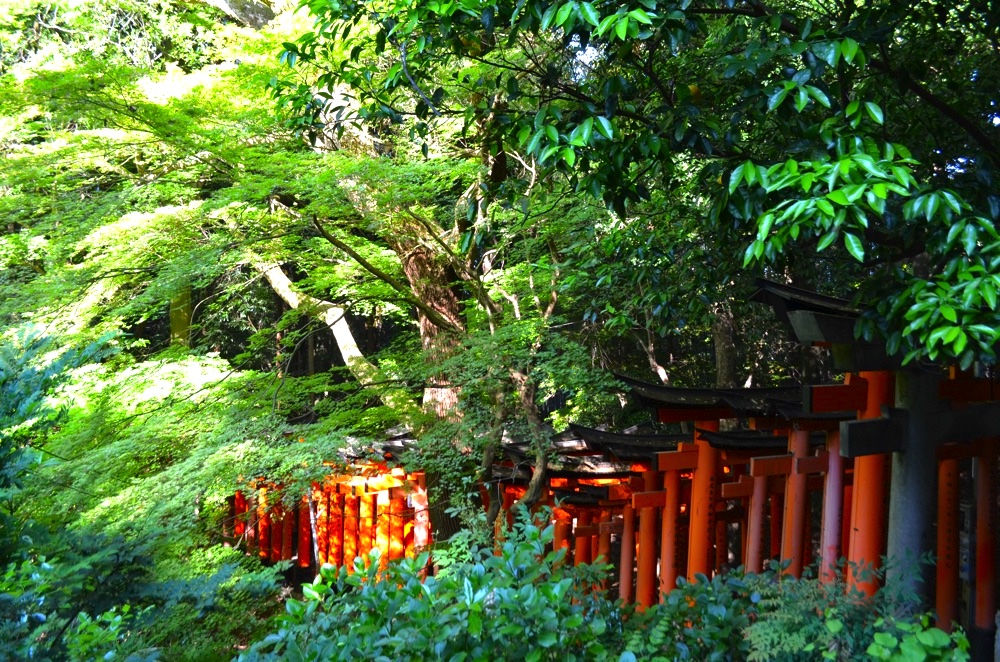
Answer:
311;216;465;334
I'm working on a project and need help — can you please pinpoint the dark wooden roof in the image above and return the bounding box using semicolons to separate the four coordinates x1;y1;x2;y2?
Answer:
569;424;685;460
696;428;826;451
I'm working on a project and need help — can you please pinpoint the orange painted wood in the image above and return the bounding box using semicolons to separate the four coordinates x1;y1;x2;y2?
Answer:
937;439;989;461
657;449;700;472
796;451;829;475
745;475;767;573
749;416;843;431
600;520;624;535
313;484;329;565
840;483;853;568
270;506;283;563
411;473;431;553
847;370;894;597
688;420;720;581
554;515;572;565
597;511;612;591
819;430;844;583
805;380;869;413
637;471;659;608
258;490;272;561
297;498;312;568
359;494;375;561
574;524;600;537
619;505;636;603
343;494;359;567
247;495;259;554
938;377;997;403
659;470;681;598
781;430;810;577
329;490;344;567
502;487;516;532
574;511;593;567
769;493;782;559
657;406;734;423
376;490;391;570
936;458;959;632
974;447;996;630
234;491;247;537
750;454;793;477
632;491;666;510
721;476;753;499
389;495;405;561
281;508;294;561
715;513;728;573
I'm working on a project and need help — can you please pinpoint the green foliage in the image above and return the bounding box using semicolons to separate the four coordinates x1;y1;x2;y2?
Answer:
865;615;969;662
621;572;757;661
283;0;1000;366
743;562;970;662
239;509;619;662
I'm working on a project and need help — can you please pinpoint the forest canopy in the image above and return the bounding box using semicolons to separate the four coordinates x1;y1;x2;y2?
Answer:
0;0;995;657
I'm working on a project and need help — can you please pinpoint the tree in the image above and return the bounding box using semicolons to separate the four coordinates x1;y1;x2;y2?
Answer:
281;0;1000;368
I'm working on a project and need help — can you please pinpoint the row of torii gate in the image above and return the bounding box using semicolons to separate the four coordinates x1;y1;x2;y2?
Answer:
228;280;998;656
490;281;998;655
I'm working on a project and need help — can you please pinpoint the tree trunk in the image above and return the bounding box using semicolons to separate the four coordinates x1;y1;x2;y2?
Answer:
384;231;465;416
200;0;274;28
252;259;422;428
169;285;193;347
712;301;739;389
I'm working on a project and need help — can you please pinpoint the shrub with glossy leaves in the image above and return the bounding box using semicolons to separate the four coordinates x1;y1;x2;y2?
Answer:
239;512;619;662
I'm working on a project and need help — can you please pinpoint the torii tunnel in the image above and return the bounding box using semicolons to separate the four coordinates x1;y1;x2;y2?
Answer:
488;279;998;659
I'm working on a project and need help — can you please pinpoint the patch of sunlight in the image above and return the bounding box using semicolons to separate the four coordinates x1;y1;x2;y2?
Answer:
80;200;202;253
137;63;227;104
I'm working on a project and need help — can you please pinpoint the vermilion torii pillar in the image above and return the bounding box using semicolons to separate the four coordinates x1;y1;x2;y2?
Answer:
846;371;895;596
688;420;720;580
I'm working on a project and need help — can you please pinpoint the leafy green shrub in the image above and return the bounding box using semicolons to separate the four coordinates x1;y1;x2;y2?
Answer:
619;571;758;661
239;511;620;662
744;562;970;662
865;614;969;661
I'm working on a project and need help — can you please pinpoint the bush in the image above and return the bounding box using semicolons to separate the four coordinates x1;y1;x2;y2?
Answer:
239;509;620;662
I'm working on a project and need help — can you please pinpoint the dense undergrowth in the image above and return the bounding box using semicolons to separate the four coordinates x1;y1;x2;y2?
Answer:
239;512;970;662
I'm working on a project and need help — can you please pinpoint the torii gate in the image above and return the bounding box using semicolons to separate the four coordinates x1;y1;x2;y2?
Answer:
752;278;999;658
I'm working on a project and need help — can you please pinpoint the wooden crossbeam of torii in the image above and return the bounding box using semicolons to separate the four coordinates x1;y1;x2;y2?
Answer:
727;444;829;577
842;371;1000;622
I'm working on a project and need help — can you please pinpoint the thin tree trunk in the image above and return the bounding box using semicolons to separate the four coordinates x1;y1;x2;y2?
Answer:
252;259;422;428
169;285;193;347
712;301;739;389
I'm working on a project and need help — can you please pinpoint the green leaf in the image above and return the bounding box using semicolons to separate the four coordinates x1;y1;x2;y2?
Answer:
580;2;600;26
628;8;653;24
940;305;957;323
757;213;775;240
537;630;558;648
595;115;614;139
963;224;978;255
817;230;838;251
807;86;831;108
468;610;482;636
865;101;884;125
729;164;745;194
826;189;850;205
844;233;865;261
841;38;859;63
555;2;575;27
615;17;629;40
562;147;576;167
540;3;558;30
768;86;791;111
